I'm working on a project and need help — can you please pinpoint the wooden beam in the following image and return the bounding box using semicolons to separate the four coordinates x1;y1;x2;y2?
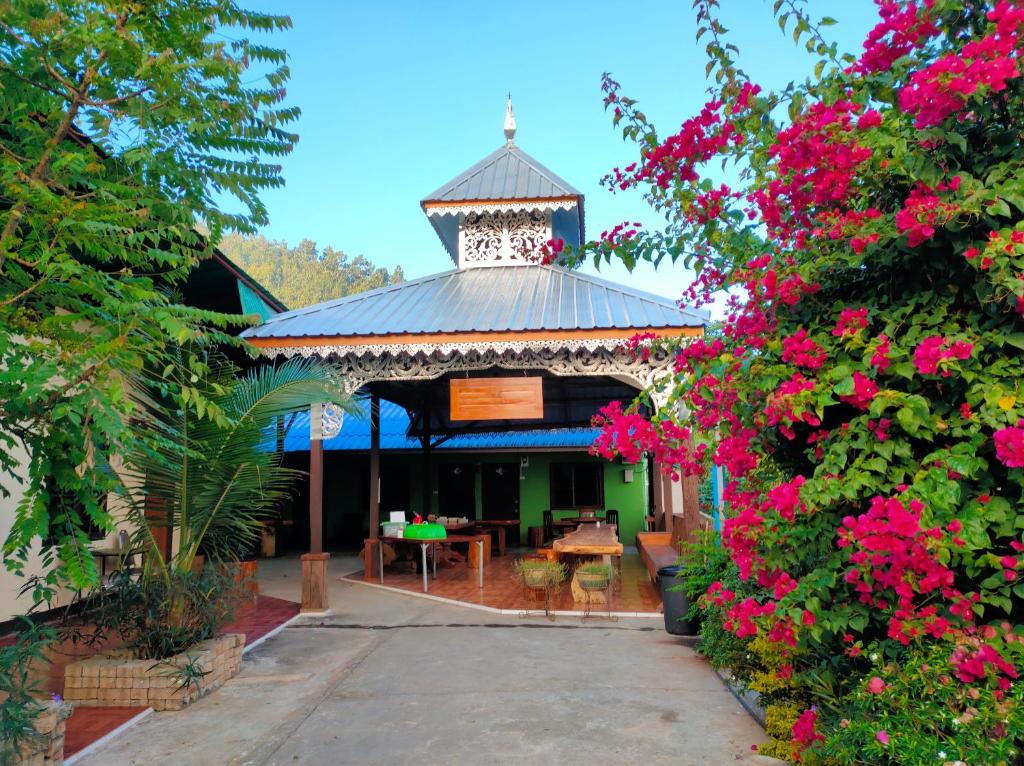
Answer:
369;394;381;539
245;325;703;350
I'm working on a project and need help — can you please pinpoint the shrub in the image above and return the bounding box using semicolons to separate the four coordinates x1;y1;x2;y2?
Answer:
581;0;1024;761
89;569;240;660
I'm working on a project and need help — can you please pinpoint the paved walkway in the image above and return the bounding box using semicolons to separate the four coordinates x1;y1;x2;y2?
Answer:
77;556;780;766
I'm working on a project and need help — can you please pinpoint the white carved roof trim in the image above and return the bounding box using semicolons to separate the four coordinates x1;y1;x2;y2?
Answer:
255;336;647;360
424;198;578;217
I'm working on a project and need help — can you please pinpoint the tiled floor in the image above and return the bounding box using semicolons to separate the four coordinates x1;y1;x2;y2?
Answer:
346;548;662;613
222;594;300;644
17;592;301;760
64;706;148;759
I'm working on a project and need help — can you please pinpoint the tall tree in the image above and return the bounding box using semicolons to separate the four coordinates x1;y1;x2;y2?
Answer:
0;1;297;602
219;232;405;308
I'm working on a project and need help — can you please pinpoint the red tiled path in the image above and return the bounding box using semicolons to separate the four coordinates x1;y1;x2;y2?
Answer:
64;706;148;758
56;593;300;760
347;550;662;613
223;594;300;644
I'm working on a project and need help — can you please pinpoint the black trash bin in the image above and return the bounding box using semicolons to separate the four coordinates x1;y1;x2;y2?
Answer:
658;565;693;635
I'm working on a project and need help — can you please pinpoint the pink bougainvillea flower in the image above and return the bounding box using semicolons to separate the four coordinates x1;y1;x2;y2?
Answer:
913;336;973;375
994;422;1024;468
839;372;879;410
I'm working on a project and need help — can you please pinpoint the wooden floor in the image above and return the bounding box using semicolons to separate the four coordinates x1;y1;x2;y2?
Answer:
346;549;662;614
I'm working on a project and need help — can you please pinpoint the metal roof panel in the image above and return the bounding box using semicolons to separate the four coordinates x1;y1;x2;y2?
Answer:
241;266;708;340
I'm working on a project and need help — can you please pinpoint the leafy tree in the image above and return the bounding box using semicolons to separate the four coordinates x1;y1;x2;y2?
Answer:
0;0;297;603
218;232;405;309
583;0;1024;762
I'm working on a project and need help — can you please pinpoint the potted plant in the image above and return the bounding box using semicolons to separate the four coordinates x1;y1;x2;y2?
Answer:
514;558;566;590
65;355;354;711
575;562;612;591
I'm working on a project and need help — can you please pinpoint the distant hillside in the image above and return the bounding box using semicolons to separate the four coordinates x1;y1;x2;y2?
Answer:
218;233;404;310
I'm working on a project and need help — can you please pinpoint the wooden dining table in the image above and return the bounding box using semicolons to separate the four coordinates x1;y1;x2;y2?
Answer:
377;533;485;593
472;519;519;556
552;524;623;565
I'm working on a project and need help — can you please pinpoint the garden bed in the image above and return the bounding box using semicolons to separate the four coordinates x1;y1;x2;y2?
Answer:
62;634;244;711
9;698;72;766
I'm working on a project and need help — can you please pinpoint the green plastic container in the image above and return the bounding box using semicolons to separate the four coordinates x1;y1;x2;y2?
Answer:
402;523;447;541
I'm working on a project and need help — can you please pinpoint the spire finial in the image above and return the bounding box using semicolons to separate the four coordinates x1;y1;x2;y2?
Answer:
503;93;516;145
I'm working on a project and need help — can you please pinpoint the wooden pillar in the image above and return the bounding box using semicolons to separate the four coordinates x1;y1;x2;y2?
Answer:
650;459;665;532
662;469;676;540
369;393;381;539
300;552;330;613
420;401;432;517
680;469;703;542
309;403;324;555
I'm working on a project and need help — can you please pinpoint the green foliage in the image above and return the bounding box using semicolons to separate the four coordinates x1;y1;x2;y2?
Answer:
123;354;355;580
0;618;56;760
218;233;405;309
820;630;1024;766
679;533;746;671
90;568;238;660
0;0;298;602
590;0;1024;761
514;558;567;587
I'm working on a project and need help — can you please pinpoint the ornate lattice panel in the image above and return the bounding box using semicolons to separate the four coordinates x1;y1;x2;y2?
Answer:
459;209;550;266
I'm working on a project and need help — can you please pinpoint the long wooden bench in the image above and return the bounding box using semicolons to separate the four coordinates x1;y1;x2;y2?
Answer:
636;531;681;584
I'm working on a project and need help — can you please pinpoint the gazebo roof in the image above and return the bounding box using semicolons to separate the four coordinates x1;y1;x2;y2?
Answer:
421;143;583;205
240;264;706;344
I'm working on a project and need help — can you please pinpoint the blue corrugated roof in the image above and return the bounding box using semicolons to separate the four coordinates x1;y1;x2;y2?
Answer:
242;265;707;341
283;399;599;452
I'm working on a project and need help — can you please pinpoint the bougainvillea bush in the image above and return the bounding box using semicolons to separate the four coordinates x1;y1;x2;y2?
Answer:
572;1;1024;762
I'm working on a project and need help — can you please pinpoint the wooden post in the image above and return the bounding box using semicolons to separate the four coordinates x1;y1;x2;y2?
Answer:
651;460;665;531
309;403;324;555
300;552;330;613
369;393;380;539
680;469;703;543
420;401;432;517
662;470;676;540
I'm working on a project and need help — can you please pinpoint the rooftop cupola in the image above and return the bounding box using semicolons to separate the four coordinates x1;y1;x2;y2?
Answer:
421;98;585;269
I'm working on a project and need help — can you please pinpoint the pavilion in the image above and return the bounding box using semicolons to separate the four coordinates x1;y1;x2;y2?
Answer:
241;100;707;607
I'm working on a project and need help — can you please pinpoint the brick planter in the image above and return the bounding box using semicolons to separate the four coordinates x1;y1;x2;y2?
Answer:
9;699;73;765
63;633;244;711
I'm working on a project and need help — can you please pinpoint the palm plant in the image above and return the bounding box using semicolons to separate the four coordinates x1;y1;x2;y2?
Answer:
124;354;355;581
88;354;355;658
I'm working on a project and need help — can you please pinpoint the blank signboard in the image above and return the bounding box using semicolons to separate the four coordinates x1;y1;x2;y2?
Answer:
450;377;544;421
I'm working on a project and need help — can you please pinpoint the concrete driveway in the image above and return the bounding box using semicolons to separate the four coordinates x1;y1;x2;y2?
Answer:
76;557;779;766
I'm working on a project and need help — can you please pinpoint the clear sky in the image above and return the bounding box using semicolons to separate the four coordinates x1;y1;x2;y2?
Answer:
240;0;880;305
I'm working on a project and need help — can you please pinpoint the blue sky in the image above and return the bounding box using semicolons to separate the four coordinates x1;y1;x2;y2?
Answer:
241;0;880;304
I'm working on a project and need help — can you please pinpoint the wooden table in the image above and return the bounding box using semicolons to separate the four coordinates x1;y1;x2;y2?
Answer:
473;519;519;556
553;525;622;605
439;521;476;532
553;524;622;563
376;534;485;593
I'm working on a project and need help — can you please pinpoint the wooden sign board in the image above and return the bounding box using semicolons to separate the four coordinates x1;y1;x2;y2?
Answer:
450;377;544;421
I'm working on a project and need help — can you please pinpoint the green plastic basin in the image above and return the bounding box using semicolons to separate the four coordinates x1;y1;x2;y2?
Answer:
402;523;447;540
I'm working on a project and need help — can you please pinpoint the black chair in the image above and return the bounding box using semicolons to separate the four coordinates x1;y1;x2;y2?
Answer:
605;509;619;530
543;509;555;543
